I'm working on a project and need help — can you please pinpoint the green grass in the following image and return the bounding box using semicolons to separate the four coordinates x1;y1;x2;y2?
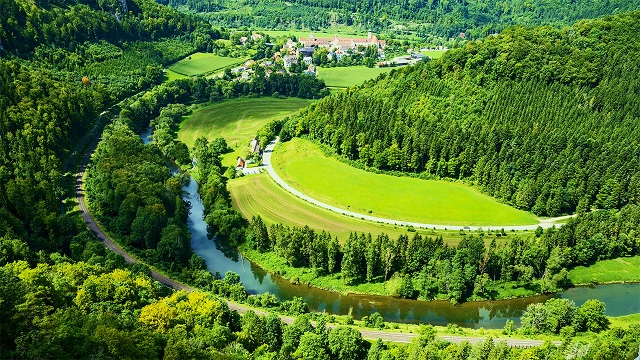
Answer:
568;256;640;284
608;313;640;328
178;97;314;166
228;172;530;245
317;66;394;88
419;49;449;59
168;53;245;76
163;69;187;82
272;138;539;226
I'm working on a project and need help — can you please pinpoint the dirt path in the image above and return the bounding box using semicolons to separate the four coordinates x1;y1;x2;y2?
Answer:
259;137;574;231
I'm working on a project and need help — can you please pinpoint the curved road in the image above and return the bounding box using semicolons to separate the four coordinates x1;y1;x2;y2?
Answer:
258;137;574;231
72;122;557;348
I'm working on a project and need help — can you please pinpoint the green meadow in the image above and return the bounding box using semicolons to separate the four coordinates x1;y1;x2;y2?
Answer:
568;256;640;284
317;66;394;88
271;138;539;226
228;173;524;245
168;52;245;76
177;97;313;166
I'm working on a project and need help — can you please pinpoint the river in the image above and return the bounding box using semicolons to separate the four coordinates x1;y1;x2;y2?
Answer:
182;176;640;329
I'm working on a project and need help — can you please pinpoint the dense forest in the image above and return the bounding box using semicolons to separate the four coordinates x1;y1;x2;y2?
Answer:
155;0;640;38
285;12;640;217
244;202;640;303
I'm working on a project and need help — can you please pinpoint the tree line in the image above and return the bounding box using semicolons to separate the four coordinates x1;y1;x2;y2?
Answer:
2;253;638;358
284;12;640;217
156;0;639;38
245;202;640;303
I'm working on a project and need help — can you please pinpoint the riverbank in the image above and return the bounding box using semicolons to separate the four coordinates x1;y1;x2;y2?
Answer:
568;256;640;285
239;244;545;302
240;244;640;305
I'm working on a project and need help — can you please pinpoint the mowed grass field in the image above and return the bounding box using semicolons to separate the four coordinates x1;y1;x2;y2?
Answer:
420;49;449;59
317;66;394;88
178;97;313;166
272;138;539;226
168;53;245;76
568;256;640;284
163;69;187;82
228;173;522;245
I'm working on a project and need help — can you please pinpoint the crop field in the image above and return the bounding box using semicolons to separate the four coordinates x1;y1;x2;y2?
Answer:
317;66;394;88
568;256;640;284
168;53;245;76
178;97;313;166
272;138;539;226
228;173;526;245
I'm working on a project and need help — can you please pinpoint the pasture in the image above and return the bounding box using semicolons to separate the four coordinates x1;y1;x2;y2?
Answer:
228;173;526;245
168;53;245;76
177;97;313;166
317;66;394;88
420;49;449;59
271;138;539;226
568;256;640;284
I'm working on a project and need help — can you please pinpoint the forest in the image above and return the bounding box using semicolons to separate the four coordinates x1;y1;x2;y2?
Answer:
155;0;640;38
2;0;640;357
285;12;640;217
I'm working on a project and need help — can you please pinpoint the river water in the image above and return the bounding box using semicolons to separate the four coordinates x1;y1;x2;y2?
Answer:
182;176;640;328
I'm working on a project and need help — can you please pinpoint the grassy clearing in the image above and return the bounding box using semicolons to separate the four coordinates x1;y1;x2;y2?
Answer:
228;173;531;245
608;313;640;328
272;138;539;226
168;53;245;76
568;256;640;284
317;66;394;88
178;97;313;166
420;49;449;59
163;69;187;82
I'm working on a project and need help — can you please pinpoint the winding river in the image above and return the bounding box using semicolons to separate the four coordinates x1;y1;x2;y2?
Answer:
183;176;640;329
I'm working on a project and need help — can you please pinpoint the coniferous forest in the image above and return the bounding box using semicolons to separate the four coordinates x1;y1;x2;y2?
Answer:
286;12;640;217
156;0;640;38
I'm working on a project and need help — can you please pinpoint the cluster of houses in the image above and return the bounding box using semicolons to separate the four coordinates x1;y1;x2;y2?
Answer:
275;32;387;69
229;32;442;81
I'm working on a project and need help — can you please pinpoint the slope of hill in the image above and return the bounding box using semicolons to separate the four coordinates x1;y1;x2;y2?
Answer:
285;12;640;217
155;0;640;38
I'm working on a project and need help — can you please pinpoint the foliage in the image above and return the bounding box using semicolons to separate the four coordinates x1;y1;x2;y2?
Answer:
288;12;640;217
156;0;640;40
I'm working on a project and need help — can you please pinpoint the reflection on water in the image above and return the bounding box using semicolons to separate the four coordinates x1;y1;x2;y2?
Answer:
183;176;640;328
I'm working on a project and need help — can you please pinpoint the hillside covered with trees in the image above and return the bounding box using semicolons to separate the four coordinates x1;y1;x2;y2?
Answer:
156;0;640;38
286;11;640;217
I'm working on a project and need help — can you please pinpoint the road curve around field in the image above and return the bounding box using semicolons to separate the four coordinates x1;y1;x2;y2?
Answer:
73;119;557;348
259;137;574;231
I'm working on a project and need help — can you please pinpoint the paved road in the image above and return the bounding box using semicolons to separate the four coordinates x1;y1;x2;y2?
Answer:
258;137;574;231
72;123;557;348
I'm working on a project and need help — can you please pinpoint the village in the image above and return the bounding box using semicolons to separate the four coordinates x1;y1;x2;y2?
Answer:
231;32;434;80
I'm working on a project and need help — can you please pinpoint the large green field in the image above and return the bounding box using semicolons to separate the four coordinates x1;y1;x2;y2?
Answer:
168;52;245;76
228;173;522;245
568;256;640;284
317;66;394;88
272;138;539;226
177;97;313;166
